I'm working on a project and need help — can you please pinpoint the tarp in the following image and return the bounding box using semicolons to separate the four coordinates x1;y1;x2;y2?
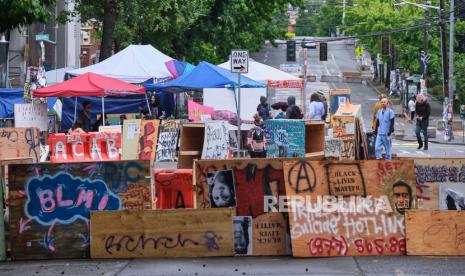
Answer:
66;45;174;83
61;95;147;131
33;72;145;98
218;59;302;88
143;61;266;93
0;88;57;119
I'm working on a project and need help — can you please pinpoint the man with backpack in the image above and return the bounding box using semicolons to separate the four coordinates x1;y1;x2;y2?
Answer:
257;96;272;121
285;96;303;119
247;114;266;158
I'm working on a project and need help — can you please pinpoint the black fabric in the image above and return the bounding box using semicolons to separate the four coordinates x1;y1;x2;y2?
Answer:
415;101;431;121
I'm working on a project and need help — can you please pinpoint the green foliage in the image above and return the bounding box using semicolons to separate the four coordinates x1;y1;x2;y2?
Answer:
69;0;302;63
295;0;343;37
0;0;57;33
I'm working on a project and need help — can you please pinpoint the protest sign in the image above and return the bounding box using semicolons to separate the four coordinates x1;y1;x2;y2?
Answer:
14;103;48;131
201;121;229;159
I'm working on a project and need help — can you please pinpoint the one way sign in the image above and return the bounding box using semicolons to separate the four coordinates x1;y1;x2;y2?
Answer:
230;50;249;73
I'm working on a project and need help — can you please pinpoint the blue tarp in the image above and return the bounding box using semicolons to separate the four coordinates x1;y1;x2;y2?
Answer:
0;88;57;119
143;61;266;93
61;95;148;131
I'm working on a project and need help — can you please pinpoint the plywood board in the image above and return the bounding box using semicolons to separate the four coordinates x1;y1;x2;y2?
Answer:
154;169;194;209
284;160;416;257
324;137;355;160
0;127;40;163
413;159;465;210
305;122;325;154
264;120;305;158
137;120;160;160
8;160;151;260
406;210;465;255
331;115;355;138
121;119;141;160
156;120;180;162
90;209;234;258
194;157;323;256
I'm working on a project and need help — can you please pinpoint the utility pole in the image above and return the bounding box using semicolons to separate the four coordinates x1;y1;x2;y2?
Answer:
447;0;455;140
439;0;449;106
423;0;430;53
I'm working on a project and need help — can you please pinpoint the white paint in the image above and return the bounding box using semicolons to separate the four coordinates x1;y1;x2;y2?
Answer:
55;141;67;160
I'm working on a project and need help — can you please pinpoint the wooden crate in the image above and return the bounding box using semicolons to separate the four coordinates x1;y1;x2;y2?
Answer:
178;123;204;169
305;121;325;154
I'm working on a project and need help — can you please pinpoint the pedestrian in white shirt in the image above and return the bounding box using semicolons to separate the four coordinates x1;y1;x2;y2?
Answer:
306;93;325;120
408;96;416;123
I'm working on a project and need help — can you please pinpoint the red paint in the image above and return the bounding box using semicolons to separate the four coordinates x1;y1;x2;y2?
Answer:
377;161;401;177
139;122;155;160
154;169;194;209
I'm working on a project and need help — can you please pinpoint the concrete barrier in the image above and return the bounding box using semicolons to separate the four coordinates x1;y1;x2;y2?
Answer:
436;120;463;131
344;77;363;83
321;75;341;82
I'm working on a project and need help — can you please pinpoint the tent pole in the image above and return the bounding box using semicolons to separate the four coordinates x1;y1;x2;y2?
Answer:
73;96;77;123
145;93;152;116
102;97;105;126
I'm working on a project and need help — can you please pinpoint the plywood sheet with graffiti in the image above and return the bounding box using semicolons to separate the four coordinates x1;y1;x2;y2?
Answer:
8;160;151;260
90;209;234;258
283;160;416;257
406;210;465;255
264;120;305;158
137;120;160;160
194;157;323;256
413;158;465;210
154;169;194;209
0;127;40;163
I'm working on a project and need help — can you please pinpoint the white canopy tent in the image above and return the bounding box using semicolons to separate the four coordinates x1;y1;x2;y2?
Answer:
66;45;174;83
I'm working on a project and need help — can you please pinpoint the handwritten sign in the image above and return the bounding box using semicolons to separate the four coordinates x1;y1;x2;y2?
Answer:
121;119;141;160
283;160;416;257
188;100;214;121
14;103;48;131
202;121;229;160
138;120;160;160
156;120;179;162
264;120;305;158
90;209;234;258
324;137;355;160
0;127;40;163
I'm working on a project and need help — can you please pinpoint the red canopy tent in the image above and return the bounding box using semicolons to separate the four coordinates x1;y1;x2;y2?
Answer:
33;72;149;126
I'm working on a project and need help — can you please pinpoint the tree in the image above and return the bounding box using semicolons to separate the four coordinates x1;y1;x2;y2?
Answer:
296;0;343;37
0;0;57;33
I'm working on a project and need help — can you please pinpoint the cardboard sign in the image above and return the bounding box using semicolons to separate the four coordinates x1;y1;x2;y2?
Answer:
0;127;40;163
121;119;141;160
264;120;305;158
324;137;355;160
90;209;234;258
138;120;160;160
405;210;465;255
49;132;121;162
156;120;179;162
8;160;151;260
284;160;416;257
14;103;48;131
188;100;214;121
202;121;229;160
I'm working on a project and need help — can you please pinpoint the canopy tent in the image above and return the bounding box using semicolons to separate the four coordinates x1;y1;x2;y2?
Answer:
45;67;75;86
218;59;303;88
66;45;174;83
33;72;147;127
0;88;57;119
143;61;266;93
60;95;148;131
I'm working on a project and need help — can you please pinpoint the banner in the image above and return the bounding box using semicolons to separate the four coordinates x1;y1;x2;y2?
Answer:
14;103;48;131
188;100;214;121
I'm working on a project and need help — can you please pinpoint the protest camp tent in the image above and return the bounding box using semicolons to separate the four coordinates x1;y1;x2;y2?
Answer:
45;67;75;86
0;88;57;119
66;45;174;83
143;61;266;120
33;72;147;127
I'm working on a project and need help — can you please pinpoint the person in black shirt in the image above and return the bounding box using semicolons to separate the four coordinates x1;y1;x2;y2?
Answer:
77;101;92;132
415;94;431;150
285;96;303;119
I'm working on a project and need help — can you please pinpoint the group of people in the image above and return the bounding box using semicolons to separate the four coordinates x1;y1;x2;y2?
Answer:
247;93;328;158
373;93;430;160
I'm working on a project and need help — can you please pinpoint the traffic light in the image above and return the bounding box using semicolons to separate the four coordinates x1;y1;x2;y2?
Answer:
286;40;296;62
381;36;390;56
319;42;328;61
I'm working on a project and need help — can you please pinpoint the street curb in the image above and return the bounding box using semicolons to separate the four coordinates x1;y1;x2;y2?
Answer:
396;137;465;146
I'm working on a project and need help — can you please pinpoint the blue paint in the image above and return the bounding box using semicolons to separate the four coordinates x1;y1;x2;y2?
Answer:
264;120;305;158
24;172;121;226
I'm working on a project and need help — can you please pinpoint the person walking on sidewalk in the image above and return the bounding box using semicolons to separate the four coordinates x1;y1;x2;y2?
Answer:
374;98;395;160
415;93;431;150
372;94;387;130
408;96;416;122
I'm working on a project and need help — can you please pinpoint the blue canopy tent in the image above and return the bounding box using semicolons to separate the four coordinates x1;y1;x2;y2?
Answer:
61;95;148;131
143;61;265;93
0;88;57;119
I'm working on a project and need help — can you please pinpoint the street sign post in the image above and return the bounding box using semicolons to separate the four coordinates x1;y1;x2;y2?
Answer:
35;34;49;41
230;50;249;157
